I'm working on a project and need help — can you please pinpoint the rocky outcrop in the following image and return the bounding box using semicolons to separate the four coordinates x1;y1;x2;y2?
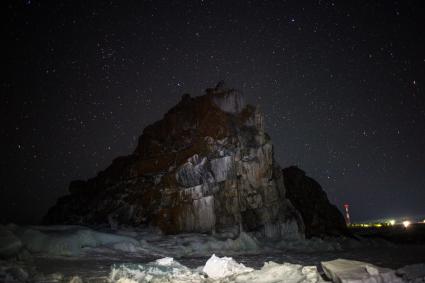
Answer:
282;166;349;238
44;82;305;240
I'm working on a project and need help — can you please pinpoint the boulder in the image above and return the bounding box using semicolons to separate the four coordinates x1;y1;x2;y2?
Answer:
321;259;403;283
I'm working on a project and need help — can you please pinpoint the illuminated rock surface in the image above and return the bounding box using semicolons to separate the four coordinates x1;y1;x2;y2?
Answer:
44;83;344;240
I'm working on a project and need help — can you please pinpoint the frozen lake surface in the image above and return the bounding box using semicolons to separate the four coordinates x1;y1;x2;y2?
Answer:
2;225;425;282
31;244;425;281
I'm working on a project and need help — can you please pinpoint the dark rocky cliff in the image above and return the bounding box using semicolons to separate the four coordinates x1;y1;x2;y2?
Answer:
283;166;349;238
44;83;346;239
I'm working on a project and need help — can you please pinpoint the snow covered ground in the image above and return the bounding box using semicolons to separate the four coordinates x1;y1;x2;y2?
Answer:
1;224;425;282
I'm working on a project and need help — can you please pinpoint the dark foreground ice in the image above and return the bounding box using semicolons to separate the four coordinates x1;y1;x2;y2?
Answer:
32;244;425;280
1;225;425;282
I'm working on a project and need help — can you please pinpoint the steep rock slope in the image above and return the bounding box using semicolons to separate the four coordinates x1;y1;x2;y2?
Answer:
283;166;349;238
44;83;305;240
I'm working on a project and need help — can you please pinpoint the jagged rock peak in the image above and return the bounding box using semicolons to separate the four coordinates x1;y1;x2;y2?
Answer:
44;83;346;240
205;81;245;114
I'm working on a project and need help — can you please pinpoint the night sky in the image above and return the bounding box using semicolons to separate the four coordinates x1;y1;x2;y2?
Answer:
2;1;425;224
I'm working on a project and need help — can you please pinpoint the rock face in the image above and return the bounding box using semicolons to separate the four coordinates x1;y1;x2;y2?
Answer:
45;82;345;240
283;166;349;238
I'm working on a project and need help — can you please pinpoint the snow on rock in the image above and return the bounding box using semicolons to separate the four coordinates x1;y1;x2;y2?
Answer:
202;254;253;279
397;263;425;283
321;258;404;283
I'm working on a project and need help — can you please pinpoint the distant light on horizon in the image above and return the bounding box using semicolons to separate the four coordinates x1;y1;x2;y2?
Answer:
389;220;395;225
402;220;411;228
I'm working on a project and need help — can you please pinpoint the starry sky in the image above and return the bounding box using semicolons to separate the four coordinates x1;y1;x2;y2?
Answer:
2;0;424;224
